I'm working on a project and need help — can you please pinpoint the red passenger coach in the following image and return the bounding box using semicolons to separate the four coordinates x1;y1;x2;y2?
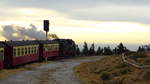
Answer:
38;40;59;60
0;43;5;69
2;41;39;68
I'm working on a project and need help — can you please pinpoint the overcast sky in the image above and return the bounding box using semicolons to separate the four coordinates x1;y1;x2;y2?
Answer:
0;0;150;49
1;0;150;24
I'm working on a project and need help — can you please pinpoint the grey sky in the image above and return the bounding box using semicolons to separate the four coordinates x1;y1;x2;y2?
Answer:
1;0;150;24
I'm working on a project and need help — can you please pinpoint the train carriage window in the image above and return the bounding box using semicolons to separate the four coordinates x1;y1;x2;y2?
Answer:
31;47;32;54
56;45;58;50
50;45;52;51
45;47;47;51
25;47;27;55
53;44;55;50
0;50;1;60
31;47;34;54
45;45;47;51
52;45;54;51
47;45;49;51
48;45;50;51
56;45;57;50
33;47;35;54
30;46;32;54
35;46;37;53
44;45;48;51
47;46;49;51
48;45;49;51
18;48;20;57
53;45;55;51
54;44;56;50
32;47;34;54
20;47;22;56
21;48;24;56
43;47;45;51
57;44;59;50
56;45;57;49
34;47;36;54
49;45;52;51
54;45;56;50
53;45;55;50
51;45;52;51
28;47;30;55
55;45;57;50
0;49;4;60
35;47;37;53
1;50;4;60
36;46;38;53
46;45;48;51
51;45;53;50
13;48;16;57
43;45;45;51
47;45;48;51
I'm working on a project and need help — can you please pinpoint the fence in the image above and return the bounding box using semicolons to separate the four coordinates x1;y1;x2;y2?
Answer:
122;53;150;69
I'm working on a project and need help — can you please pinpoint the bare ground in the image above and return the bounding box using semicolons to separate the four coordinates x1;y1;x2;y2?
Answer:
0;56;103;84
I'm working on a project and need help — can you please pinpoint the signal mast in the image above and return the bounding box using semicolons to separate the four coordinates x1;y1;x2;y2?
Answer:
43;20;49;40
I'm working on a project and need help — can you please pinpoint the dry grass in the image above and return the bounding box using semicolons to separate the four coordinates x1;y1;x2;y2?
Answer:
74;55;150;84
127;52;150;65
0;61;50;80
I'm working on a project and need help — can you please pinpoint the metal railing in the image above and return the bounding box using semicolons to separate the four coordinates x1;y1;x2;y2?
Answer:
122;53;150;69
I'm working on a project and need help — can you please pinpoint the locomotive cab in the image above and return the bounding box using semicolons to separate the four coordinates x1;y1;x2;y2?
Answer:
54;39;76;58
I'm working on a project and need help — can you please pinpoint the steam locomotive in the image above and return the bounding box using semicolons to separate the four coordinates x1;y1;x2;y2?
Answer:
0;39;76;69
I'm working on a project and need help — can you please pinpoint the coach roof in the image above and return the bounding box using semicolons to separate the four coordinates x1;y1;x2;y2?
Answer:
3;40;39;46
38;40;58;44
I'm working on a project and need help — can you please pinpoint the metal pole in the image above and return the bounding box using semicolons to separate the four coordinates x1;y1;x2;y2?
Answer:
46;31;48;40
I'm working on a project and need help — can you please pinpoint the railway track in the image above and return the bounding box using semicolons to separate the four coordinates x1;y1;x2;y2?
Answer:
122;52;150;69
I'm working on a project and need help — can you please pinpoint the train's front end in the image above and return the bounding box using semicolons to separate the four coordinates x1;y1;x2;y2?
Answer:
54;39;76;58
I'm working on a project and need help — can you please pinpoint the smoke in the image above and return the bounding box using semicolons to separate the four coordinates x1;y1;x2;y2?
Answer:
2;24;45;40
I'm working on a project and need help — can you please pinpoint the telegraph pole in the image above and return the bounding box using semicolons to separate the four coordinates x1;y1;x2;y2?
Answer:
43;20;49;40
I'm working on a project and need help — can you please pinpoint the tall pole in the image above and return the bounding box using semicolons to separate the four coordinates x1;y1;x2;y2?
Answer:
46;31;48;40
44;20;49;40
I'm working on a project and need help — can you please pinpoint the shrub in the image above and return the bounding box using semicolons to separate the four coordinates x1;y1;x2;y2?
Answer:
101;72;111;80
120;68;131;75
115;63;127;69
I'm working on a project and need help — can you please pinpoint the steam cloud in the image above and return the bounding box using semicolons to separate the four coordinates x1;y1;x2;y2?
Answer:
2;24;45;40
